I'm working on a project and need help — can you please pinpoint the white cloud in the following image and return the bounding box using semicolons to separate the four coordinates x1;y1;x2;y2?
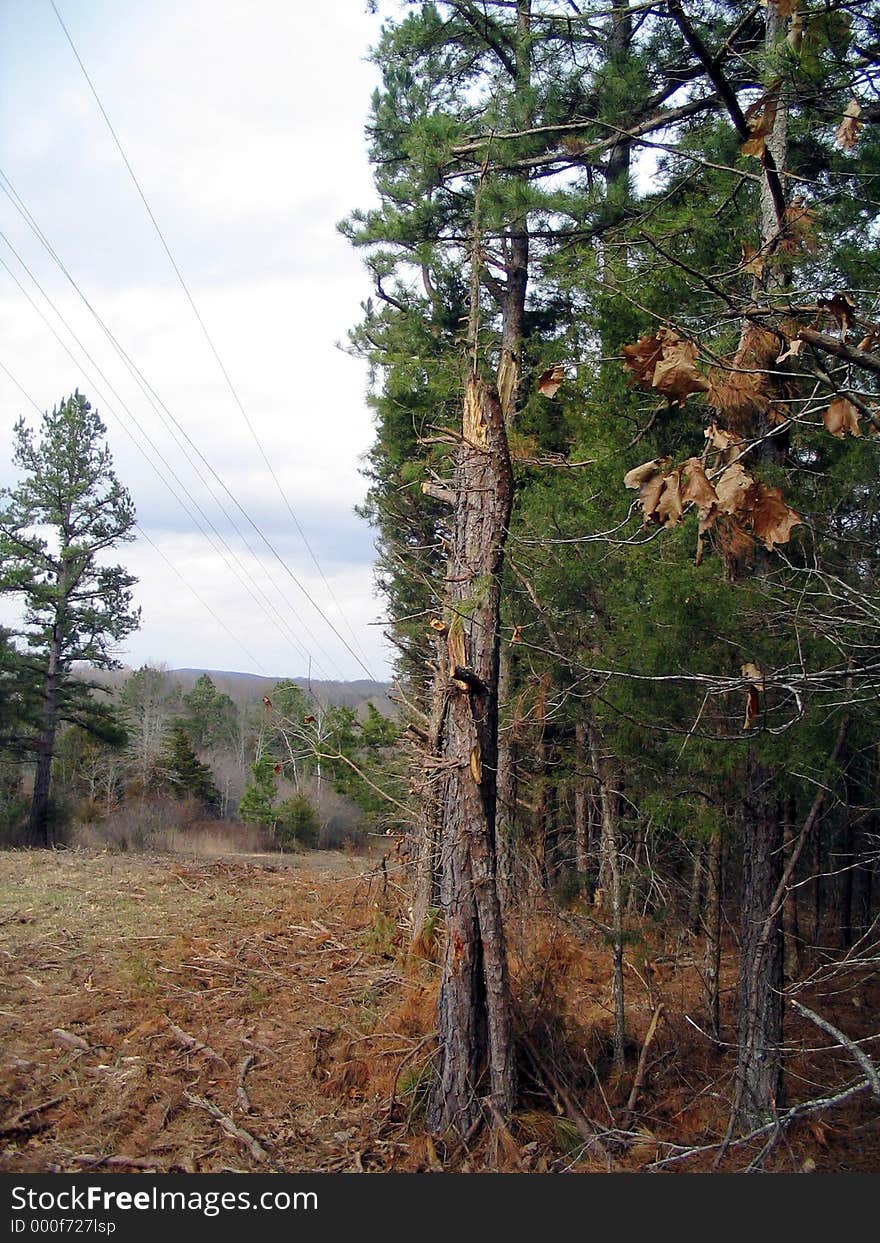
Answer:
0;0;391;680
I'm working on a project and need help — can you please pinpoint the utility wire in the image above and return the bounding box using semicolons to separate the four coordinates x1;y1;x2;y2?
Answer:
0;355;269;675
48;0;377;679
0;247;327;678
0;172;353;680
0;204;339;680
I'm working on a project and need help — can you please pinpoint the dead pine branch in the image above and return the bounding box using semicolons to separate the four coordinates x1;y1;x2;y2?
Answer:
184;1090;271;1166
236;1053;256;1113
624;1003;665;1124
164;1016;228;1068
790;999;880;1100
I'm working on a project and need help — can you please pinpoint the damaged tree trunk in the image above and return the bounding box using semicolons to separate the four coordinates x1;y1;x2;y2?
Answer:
428;374;517;1135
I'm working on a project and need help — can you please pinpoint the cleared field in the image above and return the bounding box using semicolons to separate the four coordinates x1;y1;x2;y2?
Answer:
2;848;877;1173
0;847;418;1173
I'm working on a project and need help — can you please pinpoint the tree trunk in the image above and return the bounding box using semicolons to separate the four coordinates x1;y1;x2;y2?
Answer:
428;375;517;1135
495;645;518;910
703;828;723;1043
688;842;704;933
730;1;792;1130
733;751;784;1128
574;722;590;878
411;633;447;946
783;794;801;979
588;722;625;1071
28;634;61;846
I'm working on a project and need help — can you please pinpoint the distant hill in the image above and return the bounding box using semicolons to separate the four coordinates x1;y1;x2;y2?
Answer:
76;665;394;714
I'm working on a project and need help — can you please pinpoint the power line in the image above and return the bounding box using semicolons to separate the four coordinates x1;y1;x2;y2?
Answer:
0;247;328;678
0;355;269;675
0;172;357;681
0;201;340;681
48;0;377;679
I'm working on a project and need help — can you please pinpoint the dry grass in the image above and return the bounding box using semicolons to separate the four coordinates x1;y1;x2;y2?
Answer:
1;849;877;1173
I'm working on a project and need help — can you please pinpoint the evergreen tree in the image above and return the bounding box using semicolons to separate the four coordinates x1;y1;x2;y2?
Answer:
181;673;238;751
161;721;220;813
237;755;279;828
0;393;139;844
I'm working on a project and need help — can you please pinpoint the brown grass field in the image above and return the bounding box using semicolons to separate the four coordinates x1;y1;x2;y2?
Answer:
1;848;877;1173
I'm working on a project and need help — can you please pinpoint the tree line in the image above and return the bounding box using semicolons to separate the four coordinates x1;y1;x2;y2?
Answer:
0;394;403;850
344;0;880;1142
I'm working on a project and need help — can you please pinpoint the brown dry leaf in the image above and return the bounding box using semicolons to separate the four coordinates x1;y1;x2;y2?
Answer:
744;684;761;730
625;459;684;527
857;325;880;352
537;364;565;398
818;291;857;337
509;624;523;647
741;661;765;689
622;329;707;402
714;461;757;517
741;242;766;279
750;483;802;549
623;458;667;490
704;423;746;463
742;94;778;158
651;330;709;402
622;333;665;387
835;98;863;151
823;397;862;439
654;468;684;527
776;336;804;363
680;457;717;515
682;458;719;565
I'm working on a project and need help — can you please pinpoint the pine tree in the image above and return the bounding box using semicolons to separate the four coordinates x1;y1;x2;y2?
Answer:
0;393;139;844
161;721;220;813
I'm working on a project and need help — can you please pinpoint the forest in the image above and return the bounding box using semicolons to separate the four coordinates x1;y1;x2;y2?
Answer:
339;0;880;1164
1;0;880;1178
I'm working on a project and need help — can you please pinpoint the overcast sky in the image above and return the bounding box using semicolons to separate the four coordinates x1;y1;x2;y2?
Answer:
0;0;391;682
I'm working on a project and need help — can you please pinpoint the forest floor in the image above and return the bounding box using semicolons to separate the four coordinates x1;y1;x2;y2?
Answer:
1;848;878;1173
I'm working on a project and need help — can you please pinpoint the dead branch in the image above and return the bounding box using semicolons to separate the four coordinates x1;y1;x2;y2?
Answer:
649;1078;873;1170
164;1016;228;1067
519;1031;612;1162
50;1028;91;1052
624;1004;665;1121
236;1053;256;1113
0;1095;65;1137
184;1090;270;1165
790;1000;880;1100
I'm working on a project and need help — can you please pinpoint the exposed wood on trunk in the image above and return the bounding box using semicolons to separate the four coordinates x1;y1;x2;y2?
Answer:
428;374;517;1135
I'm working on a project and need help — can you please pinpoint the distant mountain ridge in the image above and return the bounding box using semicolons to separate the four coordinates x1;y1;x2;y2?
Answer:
77;665;394;712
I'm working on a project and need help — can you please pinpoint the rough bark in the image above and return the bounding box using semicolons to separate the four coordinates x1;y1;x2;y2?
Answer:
428;375;517;1135
411;633;448;948
703;829;723;1043
733;753;785;1128
589;722;626;1071
495;646;518;911
573;722;590;878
